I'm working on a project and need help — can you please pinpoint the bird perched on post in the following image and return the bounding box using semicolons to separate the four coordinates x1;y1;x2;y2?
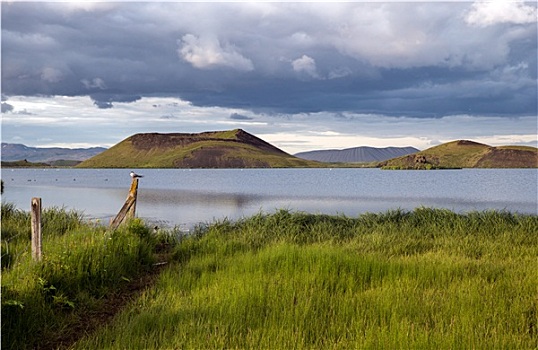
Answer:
130;171;143;178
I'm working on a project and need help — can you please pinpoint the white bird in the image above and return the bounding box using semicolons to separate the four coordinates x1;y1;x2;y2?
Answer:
130;171;143;178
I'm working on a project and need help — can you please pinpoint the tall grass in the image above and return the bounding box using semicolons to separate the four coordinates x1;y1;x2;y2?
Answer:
1;202;165;350
1;203;85;270
75;208;538;349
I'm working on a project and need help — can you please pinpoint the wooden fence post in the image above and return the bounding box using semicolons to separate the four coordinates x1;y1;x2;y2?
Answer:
110;178;139;230
31;197;42;262
127;178;138;219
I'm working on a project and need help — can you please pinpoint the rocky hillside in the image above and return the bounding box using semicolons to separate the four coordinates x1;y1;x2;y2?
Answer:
77;129;321;168
379;140;537;169
295;146;419;163
1;143;106;162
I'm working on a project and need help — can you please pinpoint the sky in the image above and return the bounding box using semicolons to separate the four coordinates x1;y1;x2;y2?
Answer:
1;1;537;154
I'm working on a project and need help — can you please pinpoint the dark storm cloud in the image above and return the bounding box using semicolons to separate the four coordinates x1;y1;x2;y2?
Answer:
1;2;536;117
230;113;253;121
1;103;14;113
89;93;142;109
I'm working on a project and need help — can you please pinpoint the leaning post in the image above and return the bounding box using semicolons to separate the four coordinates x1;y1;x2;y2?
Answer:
31;197;43;261
110;178;139;230
126;178;138;219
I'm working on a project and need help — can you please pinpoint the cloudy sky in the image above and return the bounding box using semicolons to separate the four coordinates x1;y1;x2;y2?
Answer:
1;1;537;153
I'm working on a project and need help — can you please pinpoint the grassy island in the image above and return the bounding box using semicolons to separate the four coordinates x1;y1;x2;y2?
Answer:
2;205;537;349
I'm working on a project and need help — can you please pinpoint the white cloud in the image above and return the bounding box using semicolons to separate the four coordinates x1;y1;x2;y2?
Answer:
466;1;538;27
81;78;107;90
292;55;320;79
328;67;352;80
471;134;538;147
262;131;433;152
289;32;314;46
60;2;117;14
178;34;254;71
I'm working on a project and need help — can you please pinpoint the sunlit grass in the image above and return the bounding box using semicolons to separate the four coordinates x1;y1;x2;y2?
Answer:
1;203;167;350
75;208;538;349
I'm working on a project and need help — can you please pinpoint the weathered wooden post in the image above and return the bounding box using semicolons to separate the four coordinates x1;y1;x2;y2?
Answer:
31;197;42;261
127;178;138;219
110;178;139;230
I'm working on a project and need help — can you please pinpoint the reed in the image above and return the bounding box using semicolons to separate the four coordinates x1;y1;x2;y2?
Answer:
75;208;538;349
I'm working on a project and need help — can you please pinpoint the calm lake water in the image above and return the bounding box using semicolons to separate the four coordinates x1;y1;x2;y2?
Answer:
2;168;537;230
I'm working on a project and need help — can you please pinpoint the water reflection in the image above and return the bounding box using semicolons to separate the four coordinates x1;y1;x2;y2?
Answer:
140;189;261;208
137;189;266;229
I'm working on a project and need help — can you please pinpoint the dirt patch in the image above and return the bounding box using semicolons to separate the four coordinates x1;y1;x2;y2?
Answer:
456;140;487;147
476;148;538;168
176;147;270;168
234;129;289;155
130;133;206;150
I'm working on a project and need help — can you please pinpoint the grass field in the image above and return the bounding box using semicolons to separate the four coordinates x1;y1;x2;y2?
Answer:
1;203;174;350
72;208;538;349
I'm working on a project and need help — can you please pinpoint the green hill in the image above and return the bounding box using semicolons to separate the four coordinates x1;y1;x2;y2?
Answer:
379;140;537;169
77;129;322;168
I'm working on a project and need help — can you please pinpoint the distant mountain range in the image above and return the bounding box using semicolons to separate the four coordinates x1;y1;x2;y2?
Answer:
1;143;107;163
294;146;419;163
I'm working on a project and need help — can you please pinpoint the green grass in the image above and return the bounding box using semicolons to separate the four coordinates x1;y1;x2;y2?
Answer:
1;203;86;270
74;208;538;349
1;203;172;350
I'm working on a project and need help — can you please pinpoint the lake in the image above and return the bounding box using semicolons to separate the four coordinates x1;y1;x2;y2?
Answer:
1;168;536;230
